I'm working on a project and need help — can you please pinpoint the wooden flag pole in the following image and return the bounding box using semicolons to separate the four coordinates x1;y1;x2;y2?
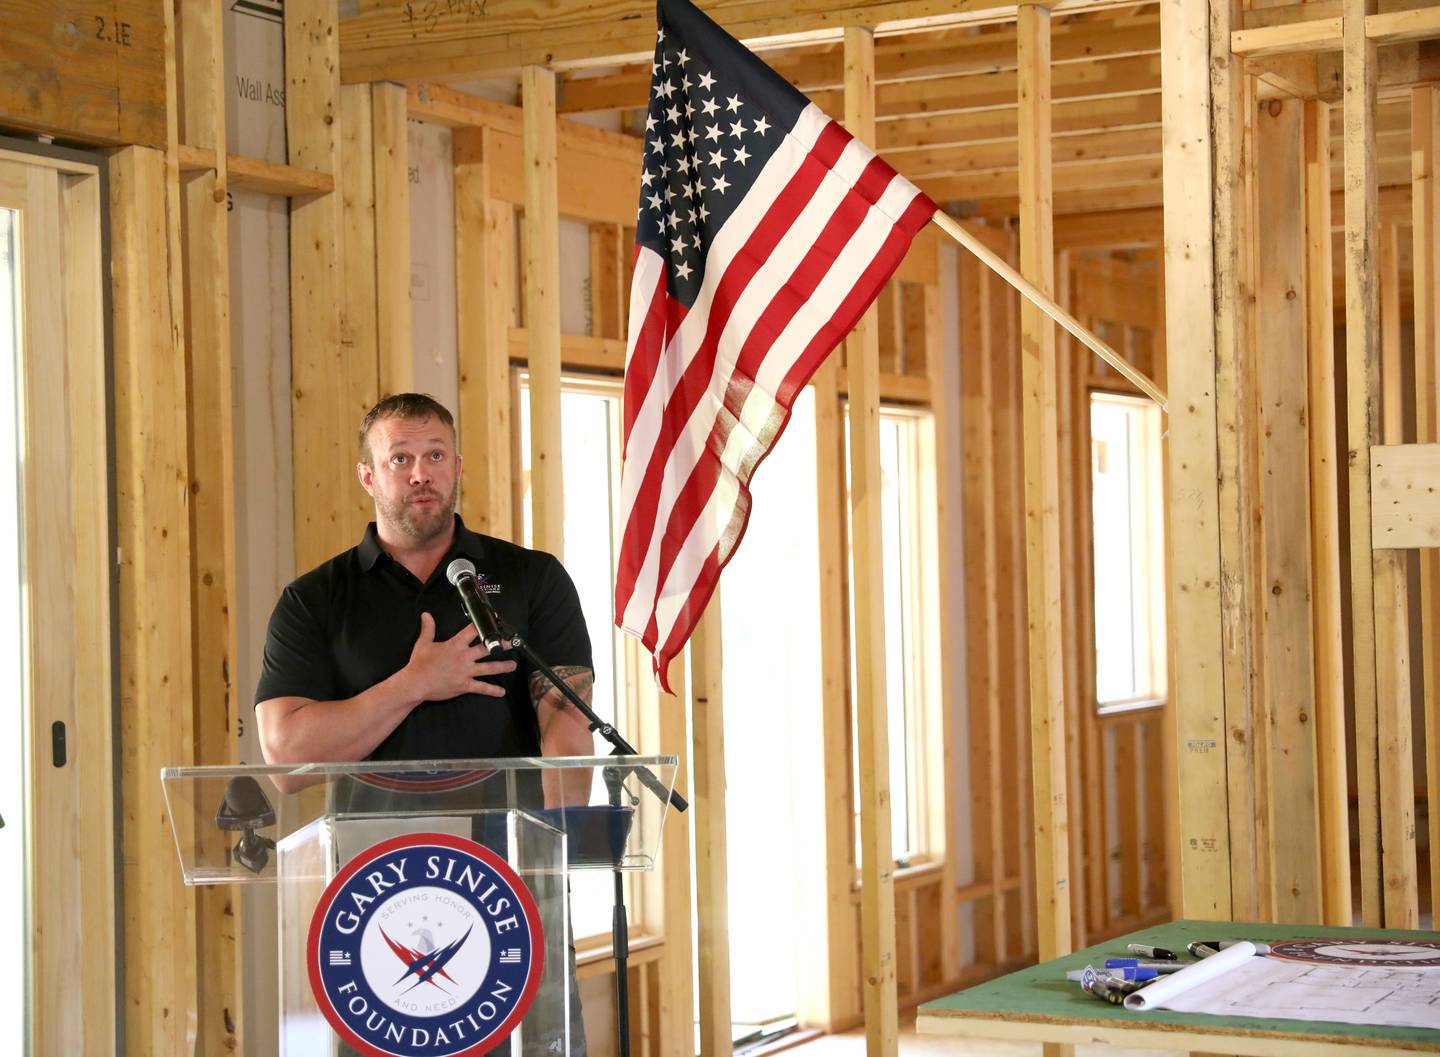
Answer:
929;210;1169;411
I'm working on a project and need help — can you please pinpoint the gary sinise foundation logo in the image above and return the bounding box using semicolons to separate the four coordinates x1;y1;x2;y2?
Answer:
308;833;544;1057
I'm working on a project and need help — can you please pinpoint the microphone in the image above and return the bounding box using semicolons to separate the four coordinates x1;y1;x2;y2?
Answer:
446;558;506;654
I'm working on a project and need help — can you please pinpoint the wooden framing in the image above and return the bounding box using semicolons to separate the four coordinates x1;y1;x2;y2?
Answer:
455;128;517;538
1160;0;1232;920
0;1;167;147
340;0;1158;84
797;306;861;1030
959;229;1005;969
1253;97;1323;925
690;601;732;1057
522;65;565;559
340;81;381;429
1414;84;1440;927
287;0;370;572
1342;0;1419;931
110;142;199;1057
0;150;116;1057
374;81;414;396
8;0;1438;1047
1217;0;1267;924
1302;98;1352;928
1016;0;1072;970
557;14;1160;115
175;0;241;1050
175;145;334;195
844;26;900;1057
922;272;962;992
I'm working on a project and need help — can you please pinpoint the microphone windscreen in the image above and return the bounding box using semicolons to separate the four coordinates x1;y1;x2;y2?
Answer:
446;557;477;586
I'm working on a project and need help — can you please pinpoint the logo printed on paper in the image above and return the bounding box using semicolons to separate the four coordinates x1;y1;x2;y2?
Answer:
308;833;544;1057
1267;939;1440;968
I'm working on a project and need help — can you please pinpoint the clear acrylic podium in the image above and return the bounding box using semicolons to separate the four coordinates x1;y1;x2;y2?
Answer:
162;756;678;1057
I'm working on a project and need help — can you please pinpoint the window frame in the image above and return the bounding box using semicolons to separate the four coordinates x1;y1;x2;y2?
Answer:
514;369;663;951
844;401;946;871
1088;388;1168;715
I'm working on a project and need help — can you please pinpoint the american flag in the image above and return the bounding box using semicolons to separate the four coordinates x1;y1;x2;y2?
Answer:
614;0;936;691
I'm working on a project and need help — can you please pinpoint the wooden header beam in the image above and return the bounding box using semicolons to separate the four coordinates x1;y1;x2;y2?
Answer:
339;0;1152;84
556;13;1159;114
1233;10;1440;58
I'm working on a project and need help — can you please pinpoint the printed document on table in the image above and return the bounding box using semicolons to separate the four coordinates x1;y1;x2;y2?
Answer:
1158;958;1440;1030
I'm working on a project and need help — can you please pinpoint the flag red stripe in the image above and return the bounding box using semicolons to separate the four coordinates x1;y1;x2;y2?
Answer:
647;186;935;669
621;251;672;451
614;121;851;621
639;164;899;618
775;189;938;404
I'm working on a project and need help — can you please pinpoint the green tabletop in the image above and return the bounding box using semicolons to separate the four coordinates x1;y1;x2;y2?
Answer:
919;918;1440;1052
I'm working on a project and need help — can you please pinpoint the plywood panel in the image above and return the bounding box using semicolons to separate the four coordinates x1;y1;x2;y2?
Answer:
1372;444;1440;547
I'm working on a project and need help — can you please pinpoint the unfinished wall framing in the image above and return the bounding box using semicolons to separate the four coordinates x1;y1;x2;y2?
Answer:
1162;0;1439;931
9;0;1440;1054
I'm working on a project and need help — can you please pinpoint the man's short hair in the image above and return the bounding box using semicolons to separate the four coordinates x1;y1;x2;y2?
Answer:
358;393;456;465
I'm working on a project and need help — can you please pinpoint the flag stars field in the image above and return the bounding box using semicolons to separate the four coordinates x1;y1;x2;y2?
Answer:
617;0;935;688
634;27;785;303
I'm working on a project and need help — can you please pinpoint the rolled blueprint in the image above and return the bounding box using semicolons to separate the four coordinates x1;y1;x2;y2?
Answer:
1123;941;1259;1011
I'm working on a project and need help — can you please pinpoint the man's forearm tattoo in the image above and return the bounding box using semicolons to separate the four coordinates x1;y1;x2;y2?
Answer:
529;665;594;711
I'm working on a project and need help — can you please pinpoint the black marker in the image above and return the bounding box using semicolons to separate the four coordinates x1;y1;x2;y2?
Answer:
1126;942;1178;961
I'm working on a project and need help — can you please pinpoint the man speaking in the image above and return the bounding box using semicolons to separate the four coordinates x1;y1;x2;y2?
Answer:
255;394;596;1053
254;392;596;802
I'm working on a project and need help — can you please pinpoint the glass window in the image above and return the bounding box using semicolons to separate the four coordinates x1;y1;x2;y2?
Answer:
1090;392;1166;709
846;406;936;866
517;377;629;941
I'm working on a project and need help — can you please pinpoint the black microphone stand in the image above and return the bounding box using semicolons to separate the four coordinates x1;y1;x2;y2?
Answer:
481;600;687;1057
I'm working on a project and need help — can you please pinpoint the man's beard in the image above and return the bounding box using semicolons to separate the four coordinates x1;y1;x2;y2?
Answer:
376;482;458;543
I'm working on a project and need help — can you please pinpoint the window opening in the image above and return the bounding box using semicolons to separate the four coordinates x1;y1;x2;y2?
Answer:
1090;391;1166;711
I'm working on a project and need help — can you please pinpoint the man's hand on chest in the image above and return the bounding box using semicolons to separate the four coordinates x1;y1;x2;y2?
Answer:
399;611;518;704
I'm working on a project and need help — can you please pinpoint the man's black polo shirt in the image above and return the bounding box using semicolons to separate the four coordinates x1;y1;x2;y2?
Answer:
254;515;592;761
